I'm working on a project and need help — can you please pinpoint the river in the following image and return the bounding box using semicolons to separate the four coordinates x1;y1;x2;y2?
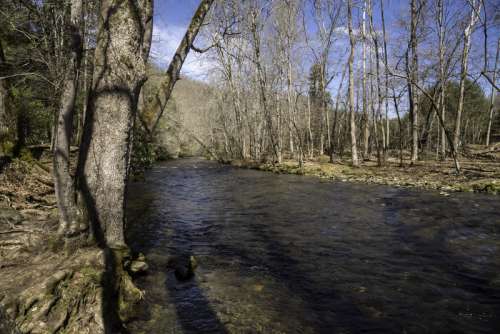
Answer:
126;158;500;334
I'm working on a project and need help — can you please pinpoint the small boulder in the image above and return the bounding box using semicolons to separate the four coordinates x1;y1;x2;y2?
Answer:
129;260;148;274
136;252;146;262
167;255;198;281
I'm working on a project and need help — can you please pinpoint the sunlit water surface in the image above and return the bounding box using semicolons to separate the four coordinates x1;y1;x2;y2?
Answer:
126;158;500;334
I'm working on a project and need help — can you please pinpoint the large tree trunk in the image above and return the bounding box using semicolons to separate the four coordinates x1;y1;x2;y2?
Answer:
347;0;359;167
53;0;83;235
453;0;481;151
77;0;153;247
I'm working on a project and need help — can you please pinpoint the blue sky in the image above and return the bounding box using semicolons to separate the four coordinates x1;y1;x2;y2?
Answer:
150;0;210;77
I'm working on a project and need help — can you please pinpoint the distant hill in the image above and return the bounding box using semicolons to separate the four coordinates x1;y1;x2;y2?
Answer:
146;74;218;158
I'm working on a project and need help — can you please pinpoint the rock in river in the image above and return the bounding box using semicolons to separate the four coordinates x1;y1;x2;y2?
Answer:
167;255;198;281
130;260;149;274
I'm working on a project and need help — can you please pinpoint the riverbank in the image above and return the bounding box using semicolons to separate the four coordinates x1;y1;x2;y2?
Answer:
0;156;108;333
0;154;145;333
229;155;500;195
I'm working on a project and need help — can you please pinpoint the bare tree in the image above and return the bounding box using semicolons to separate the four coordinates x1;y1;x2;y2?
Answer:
249;3;280;162
367;0;385;165
347;0;359;167
453;0;481;150
380;0;390;156
361;1;369;159
53;0;84;236
300;0;343;156
408;0;420;163
486;38;499;146
273;0;302;160
436;0;447;158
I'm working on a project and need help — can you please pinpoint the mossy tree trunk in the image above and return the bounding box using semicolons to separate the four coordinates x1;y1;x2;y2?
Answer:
77;0;153;248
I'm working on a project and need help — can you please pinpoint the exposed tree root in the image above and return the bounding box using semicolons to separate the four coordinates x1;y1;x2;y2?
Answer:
1;157;146;333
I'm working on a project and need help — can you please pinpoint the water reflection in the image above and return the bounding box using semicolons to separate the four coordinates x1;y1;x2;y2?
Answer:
127;158;500;333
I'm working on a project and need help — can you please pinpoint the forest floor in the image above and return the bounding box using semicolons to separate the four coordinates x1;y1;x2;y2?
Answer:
229;144;500;195
0;155;109;333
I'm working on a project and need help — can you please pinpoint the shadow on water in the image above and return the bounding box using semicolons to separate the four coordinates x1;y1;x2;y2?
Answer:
161;211;229;333
128;162;390;333
163;259;229;334
126;173;229;333
126;158;500;334
382;193;500;333
213;234;394;333
164;278;229;334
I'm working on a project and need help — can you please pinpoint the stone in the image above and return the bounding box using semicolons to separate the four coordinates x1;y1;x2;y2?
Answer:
137;252;146;262
167;255;197;281
129;260;148;274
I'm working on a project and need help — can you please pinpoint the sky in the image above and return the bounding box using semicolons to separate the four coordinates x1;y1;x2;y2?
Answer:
151;0;211;78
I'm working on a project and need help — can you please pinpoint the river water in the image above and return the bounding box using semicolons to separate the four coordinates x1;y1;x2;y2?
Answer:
126;158;500;334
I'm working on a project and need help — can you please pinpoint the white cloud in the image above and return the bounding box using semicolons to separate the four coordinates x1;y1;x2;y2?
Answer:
150;24;214;80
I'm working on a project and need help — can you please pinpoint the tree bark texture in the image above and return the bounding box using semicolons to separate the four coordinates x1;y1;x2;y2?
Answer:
78;0;153;247
53;0;84;235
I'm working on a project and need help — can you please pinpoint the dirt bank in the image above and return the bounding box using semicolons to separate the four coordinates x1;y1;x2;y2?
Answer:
0;155;144;333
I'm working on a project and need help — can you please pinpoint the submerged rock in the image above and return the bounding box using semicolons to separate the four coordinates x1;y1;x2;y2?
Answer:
130;260;149;274
167;255;198;281
125;252;148;275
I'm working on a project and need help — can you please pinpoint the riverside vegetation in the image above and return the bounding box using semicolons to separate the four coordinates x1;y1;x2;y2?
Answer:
229;146;500;195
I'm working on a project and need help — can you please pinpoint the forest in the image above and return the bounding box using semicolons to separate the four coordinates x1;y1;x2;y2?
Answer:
0;0;499;333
